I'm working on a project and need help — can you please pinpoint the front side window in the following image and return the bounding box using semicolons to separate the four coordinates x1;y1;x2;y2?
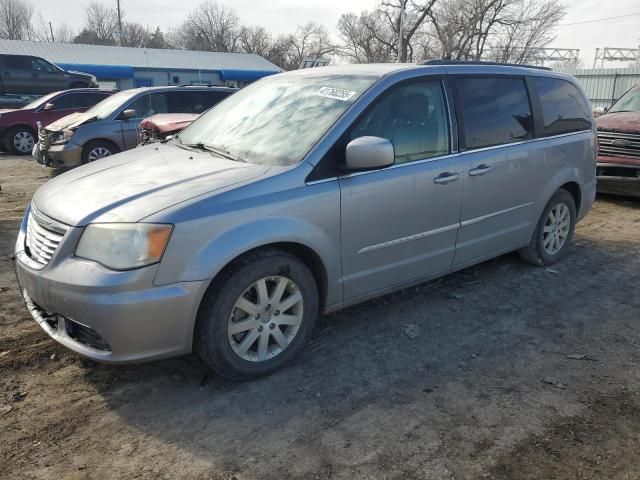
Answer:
49;93;87;110
455;77;533;150
31;58;57;73
121;93;168;119
177;73;378;166
350;79;450;163
608;85;640;114
535;77;591;136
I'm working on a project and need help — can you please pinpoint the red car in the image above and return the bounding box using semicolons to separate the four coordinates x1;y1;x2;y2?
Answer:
0;89;114;155
596;84;640;197
138;113;200;145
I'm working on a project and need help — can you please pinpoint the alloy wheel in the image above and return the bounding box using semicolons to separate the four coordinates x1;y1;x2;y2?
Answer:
227;275;304;362
88;147;111;162
13;131;34;154
542;202;571;255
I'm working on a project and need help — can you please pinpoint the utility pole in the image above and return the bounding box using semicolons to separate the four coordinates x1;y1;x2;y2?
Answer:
48;22;54;42
116;0;124;46
397;0;406;63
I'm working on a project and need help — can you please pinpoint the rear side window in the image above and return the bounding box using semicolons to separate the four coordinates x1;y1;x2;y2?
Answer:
4;55;28;70
167;90;231;114
455;77;533;150
535;77;592;136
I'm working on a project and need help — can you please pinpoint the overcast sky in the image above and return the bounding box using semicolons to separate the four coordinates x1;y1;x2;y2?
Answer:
33;0;640;67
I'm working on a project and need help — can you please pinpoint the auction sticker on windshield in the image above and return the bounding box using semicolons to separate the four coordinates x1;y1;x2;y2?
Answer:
315;87;357;101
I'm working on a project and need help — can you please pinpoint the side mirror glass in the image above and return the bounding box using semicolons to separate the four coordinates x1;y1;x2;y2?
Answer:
43;102;55;111
122;109;137;119
345;136;394;171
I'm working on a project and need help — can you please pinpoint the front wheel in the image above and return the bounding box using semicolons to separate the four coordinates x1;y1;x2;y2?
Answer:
81;140;118;164
195;249;319;380
519;189;577;266
5;126;35;155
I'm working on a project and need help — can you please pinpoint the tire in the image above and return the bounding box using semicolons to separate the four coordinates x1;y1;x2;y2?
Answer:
519;189;577;266
70;82;88;89
195;248;319;380
4;126;36;155
81;140;119;164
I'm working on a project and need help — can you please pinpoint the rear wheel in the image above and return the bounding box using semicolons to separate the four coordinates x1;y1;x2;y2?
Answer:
519;189;577;266
195;249;319;380
81;140;119;164
5;126;35;155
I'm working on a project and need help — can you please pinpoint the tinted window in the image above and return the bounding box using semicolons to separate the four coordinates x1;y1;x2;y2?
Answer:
535;77;592;135
455;77;533;150
51;92;111;110
4;55;28;70
167;90;231;114
31;58;57;73
350;79;450;163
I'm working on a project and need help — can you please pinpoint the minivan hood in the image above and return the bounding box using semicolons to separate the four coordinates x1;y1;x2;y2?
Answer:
596;111;640;134
45;111;95;131
32;143;270;226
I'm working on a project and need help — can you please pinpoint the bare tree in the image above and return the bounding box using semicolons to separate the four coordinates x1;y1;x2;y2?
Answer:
173;0;240;52
31;13;75;42
337;11;396;63
284;22;335;70
122;22;150;48
379;0;437;62
490;0;565;64
0;0;33;40
76;0;119;45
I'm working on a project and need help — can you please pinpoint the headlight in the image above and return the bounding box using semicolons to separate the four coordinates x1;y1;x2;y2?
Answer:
76;223;173;270
51;128;74;145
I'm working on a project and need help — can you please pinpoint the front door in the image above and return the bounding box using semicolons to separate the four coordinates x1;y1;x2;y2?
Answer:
450;76;541;266
339;78;463;300
29;57;66;94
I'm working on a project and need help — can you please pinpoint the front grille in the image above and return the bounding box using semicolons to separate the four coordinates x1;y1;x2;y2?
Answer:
38;127;53;152
597;130;640;159
25;208;68;266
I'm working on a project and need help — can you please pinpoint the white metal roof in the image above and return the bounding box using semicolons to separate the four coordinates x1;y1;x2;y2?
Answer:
0;39;281;73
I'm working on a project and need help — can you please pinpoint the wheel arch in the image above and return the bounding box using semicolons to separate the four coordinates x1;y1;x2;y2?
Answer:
559;181;581;214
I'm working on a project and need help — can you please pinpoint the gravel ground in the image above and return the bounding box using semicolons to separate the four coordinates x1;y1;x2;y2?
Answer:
1;153;640;480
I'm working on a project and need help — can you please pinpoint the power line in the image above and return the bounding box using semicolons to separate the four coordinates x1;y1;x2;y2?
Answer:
560;11;640;27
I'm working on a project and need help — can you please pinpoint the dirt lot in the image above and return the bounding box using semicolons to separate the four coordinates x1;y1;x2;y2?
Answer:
1;153;640;480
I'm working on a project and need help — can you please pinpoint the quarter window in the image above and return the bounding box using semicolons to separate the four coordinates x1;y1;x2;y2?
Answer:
350;79;450;164
455;77;533;150
535;77;592;136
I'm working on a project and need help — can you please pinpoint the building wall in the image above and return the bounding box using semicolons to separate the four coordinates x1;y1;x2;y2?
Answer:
562;67;640;110
131;69;222;88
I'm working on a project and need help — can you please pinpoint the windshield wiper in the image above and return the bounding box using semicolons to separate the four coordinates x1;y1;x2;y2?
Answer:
184;142;247;163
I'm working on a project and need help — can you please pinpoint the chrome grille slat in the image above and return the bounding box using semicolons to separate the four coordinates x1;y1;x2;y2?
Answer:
598;130;640;159
24;209;68;266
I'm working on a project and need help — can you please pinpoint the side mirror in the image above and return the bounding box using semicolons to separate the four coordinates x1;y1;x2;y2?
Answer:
122;109;137;119
345;136;394;171
43;102;55;111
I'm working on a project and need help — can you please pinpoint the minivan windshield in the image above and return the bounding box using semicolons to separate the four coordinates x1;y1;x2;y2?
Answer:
176;73;378;166
82;89;141;119
609;85;640;113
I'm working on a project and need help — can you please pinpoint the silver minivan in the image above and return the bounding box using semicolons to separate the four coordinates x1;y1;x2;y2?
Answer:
15;62;597;380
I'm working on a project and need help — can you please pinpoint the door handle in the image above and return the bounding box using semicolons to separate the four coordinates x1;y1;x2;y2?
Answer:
469;164;492;176
433;172;459;184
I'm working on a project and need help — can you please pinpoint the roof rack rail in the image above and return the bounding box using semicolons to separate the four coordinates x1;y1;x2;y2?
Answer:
421;59;552;71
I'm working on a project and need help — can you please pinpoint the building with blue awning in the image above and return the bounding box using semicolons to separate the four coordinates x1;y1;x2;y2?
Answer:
0;39;282;90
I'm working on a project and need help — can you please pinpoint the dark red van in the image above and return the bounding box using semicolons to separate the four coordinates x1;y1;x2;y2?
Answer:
0;89;113;155
596;84;640;197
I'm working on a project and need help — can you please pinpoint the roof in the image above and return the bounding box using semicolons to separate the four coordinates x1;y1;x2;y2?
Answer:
0;39;281;74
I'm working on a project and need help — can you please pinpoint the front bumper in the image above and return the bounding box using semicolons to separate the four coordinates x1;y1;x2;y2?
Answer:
596;161;640;198
14;210;208;363
33;140;83;168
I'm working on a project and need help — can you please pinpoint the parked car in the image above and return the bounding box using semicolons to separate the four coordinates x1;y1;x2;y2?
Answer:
15;62;597;380
138;113;200;145
34;85;235;167
0;54;97;95
596;84;640;197
0;89;114;155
